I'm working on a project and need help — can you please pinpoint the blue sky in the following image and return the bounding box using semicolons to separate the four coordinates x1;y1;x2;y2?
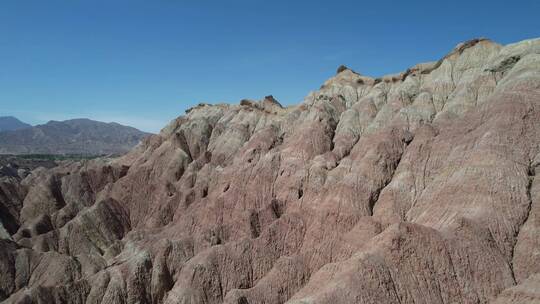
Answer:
1;0;539;132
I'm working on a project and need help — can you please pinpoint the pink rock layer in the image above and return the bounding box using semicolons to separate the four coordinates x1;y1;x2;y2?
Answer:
1;37;540;304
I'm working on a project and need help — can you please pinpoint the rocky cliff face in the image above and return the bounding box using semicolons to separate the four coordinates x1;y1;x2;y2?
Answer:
1;37;540;304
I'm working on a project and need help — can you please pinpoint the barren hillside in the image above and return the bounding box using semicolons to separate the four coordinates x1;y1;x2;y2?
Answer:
1;37;540;304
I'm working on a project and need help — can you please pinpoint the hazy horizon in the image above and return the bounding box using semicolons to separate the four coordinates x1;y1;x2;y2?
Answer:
1;0;539;132
0;115;156;133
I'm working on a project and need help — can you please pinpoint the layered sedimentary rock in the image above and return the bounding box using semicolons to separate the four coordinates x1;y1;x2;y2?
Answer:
1;37;540;304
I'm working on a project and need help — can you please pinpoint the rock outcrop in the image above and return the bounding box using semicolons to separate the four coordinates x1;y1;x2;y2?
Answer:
1;37;540;304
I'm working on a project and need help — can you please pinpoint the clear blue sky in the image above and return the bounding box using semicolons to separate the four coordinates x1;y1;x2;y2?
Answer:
1;0;539;132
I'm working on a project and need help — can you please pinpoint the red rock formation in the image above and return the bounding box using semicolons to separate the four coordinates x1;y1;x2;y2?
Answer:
1;37;540;304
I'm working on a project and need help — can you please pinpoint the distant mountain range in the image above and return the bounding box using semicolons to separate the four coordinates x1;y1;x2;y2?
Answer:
0;118;150;155
0;116;32;132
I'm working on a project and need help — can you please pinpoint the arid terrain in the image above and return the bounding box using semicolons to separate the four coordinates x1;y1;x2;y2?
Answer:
0;118;150;156
1;37;540;303
0;117;31;132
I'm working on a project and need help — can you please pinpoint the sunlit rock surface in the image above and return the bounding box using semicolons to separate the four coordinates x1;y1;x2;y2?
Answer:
1;38;540;304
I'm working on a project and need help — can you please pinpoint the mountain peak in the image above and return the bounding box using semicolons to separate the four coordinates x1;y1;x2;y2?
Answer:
0;118;149;155
0;116;31;132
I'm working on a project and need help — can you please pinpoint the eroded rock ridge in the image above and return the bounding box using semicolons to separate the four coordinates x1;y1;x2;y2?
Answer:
1;38;540;304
